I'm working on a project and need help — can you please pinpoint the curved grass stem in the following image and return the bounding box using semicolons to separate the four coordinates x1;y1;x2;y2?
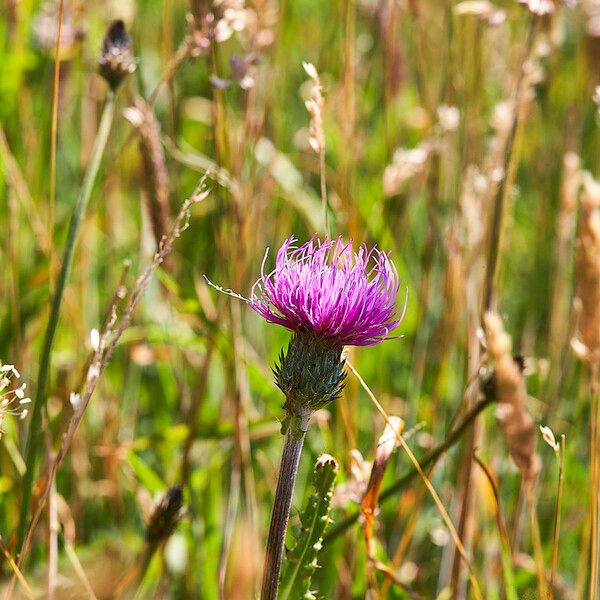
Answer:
17;91;117;551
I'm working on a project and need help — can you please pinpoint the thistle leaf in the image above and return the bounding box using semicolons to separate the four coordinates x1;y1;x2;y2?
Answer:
279;454;339;600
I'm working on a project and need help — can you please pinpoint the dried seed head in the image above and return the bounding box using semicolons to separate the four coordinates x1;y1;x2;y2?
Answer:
146;485;185;545
383;144;431;197
98;20;136;90
331;449;371;508
437;104;460;132
0;362;29;437
124;98;172;267
540;425;560;453
559;153;581;234
32;3;85;57
188;0;247;57
484;312;540;487
302;61;325;155
361;417;403;520
454;1;506;26
519;0;575;15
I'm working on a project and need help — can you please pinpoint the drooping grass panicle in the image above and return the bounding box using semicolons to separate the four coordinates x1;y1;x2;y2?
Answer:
11;180;211;582
18;20;131;548
124;98;172;267
573;174;600;364
484;311;540;487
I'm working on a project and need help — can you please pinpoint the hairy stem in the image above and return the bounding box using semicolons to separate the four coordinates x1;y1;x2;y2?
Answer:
17;91;116;550
261;416;309;600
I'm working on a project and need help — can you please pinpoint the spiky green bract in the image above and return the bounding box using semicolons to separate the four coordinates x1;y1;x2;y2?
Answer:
274;332;346;420
279;454;339;600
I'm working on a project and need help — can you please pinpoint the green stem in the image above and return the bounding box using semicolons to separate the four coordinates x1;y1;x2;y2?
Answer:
261;414;309;600
17;91;116;551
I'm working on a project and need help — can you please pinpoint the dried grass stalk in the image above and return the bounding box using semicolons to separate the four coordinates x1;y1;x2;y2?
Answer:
573;174;600;364
361;416;404;527
124;98;172;268
302;61;325;155
484;312;539;487
548;154;581;358
572;172;600;598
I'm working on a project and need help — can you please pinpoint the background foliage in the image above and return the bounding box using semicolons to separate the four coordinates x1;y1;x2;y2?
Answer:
1;0;598;597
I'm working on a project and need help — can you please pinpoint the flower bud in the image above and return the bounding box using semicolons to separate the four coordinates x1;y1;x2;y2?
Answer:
98;20;136;90
146;485;185;545
274;333;346;419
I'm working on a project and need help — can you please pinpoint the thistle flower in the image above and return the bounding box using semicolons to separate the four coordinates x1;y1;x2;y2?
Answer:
250;236;404;348
250;236;404;419
251;236;404;600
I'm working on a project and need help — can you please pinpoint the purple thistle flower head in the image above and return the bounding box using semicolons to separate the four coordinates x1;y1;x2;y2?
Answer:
250;236;406;347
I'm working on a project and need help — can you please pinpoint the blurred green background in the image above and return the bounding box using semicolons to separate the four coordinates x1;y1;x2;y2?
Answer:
1;0;599;597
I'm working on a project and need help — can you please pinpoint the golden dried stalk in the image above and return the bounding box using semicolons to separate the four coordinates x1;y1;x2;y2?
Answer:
484;312;539;487
361;416;404;530
302;61;325;155
548;154;581;357
573;174;600;364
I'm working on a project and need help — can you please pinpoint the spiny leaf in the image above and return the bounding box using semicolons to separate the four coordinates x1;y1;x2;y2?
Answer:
279;454;339;600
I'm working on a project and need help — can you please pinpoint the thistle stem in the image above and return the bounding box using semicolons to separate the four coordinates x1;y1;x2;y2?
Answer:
261;416;309;600
17;91;117;551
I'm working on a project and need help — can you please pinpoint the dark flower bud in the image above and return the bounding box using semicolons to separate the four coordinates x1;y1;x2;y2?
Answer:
98;20;136;90
146;485;185;545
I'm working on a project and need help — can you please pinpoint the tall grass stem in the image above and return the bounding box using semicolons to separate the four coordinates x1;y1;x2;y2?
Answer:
17;91;116;550
550;434;565;595
482;16;536;314
49;0;65;294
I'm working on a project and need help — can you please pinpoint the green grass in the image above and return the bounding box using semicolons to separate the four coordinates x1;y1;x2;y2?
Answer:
0;0;598;597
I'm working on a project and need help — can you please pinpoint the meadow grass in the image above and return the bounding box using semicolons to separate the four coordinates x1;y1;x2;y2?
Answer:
0;0;599;598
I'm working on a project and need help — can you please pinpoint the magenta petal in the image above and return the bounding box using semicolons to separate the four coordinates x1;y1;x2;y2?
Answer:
249;235;405;347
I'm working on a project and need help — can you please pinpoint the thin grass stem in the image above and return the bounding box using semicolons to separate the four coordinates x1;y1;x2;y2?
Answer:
48;0;65;294
17;91;116;551
550;434;565;595
345;361;483;600
590;365;600;599
527;485;549;600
